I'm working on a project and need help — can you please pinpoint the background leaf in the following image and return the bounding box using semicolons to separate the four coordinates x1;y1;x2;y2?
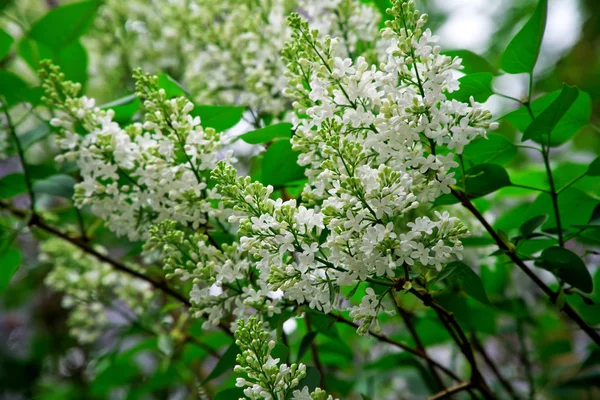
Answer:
520;215;548;237
447;72;493;103
28;0;99;50
239;123;293;144
587;157;600;177
500;0;547;74
522;84;579;143
445;261;490;305
463;133;517;166
535;247;593;293
464;163;511;198
202;343;239;383
443;50;498;75
191;105;245;133
260;139;306;187
503;89;591;147
0;28;14;60
33;174;76;199
0;247;21;294
0;174;28;199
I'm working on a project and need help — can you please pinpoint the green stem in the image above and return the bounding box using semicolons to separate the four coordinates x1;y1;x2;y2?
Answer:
523;82;564;247
494;92;524;104
3;105;36;211
510;183;550;193
556;173;586;194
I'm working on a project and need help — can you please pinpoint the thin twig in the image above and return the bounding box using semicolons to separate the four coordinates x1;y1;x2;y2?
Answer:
391;292;447;392
408;289;495;400
333;313;461;382
0;201;233;337
471;333;520;400
428;381;473;400
451;188;600;347
2;105;36;211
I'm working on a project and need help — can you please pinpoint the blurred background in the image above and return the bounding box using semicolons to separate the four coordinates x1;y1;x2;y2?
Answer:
1;0;599;398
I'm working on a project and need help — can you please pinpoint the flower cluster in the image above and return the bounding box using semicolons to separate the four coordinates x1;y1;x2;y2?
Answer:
212;0;496;332
89;0;381;116
144;220;282;329
41;239;153;343
234;317;334;400
39;62;230;240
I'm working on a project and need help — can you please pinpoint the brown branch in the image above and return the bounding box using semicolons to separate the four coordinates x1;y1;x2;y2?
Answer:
0;201;233;337
408;288;495;400
471;333;521;400
332;312;461;383
391;292;447;392
452;188;600;347
428;381;473;400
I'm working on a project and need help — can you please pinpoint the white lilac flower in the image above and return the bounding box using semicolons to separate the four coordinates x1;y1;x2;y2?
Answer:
89;0;382;117
213;0;494;333
233;317;335;400
40;62;231;240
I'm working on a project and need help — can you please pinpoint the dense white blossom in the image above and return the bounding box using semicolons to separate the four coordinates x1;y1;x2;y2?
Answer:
233;317;335;400
40;63;231;240
213;0;496;333
89;0;381;116
145;220;282;329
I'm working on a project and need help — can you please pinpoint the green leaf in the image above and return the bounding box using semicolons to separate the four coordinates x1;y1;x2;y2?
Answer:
157;73;187;98
464;163;511;198
271;343;289;362
0;247;21;294
503;89;591;147
28;0;99;50
33;174;76;199
297;331;318;362
0;173;27;199
436;294;496;334
501;0;548;74
239;123;293;144
0;28;14;60
191;105;245;133
520;215;548;237
443;50;499;75
445;261;490;305
260;139;306;187
0;70;39;106
447;72;494;103
587;157;600;177
100;94;140;123
19;38;88;89
202;343;239;383
526;187;598;231
20;123;51;150
535;247;593;293
298;366;321;393
214;388;245;400
522;84;579;143
463;133;517;166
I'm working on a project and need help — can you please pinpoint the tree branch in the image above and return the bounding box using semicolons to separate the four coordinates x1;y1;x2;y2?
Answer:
2;105;36;211
0;200;233;337
471;333;521;400
390;292;447;392
428;381;472;400
332;312;461;383
451;188;600;347
408;288;495;400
